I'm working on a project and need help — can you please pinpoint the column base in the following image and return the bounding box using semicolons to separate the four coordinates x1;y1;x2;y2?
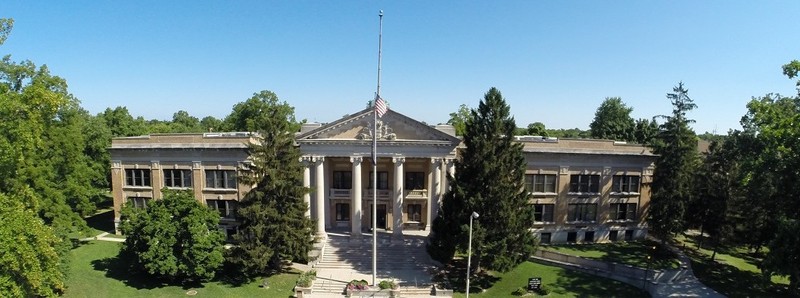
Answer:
391;234;405;245
316;231;327;240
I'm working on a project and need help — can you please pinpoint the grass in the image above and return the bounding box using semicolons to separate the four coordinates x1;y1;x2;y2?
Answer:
63;240;299;298
543;240;680;270
675;233;792;297
440;260;647;298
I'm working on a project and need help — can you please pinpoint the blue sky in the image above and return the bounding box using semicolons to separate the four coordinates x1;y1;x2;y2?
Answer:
3;1;799;134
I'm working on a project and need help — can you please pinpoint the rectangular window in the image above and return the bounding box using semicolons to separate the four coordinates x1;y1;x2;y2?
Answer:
609;230;619;242
335;203;350;221
567;231;577;243
533;204;555;222
163;169;192;188
625;229;634;241
567;203;597;222
368;171;389;190
205;170;236;189
612;175;641;193
125;169;151;187
333;171;352;189
405;172;425;190
407;204;422;222
540;233;551;245
584;231;595;243
207;199;238;218
610;203;637;220
127;197;150;209
569;175;600;193
525;174;557;193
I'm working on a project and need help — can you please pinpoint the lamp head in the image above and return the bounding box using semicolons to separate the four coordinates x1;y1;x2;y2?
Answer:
471;211;480;219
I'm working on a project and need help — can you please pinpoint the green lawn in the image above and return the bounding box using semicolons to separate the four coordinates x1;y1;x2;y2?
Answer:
64;241;298;298
543;240;680;270
446;261;648;298
675;234;792;297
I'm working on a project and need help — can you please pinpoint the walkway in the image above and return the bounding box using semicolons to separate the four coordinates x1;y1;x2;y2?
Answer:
307;229;442;297
81;231;125;242
533;239;725;298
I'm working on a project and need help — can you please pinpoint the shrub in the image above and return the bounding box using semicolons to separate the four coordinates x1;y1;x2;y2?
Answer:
347;279;369;291
512;286;528;296
537;284;550;295
378;279;399;290
296;270;317;287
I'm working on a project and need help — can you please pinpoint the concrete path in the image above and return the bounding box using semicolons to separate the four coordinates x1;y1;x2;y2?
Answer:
81;231;126;242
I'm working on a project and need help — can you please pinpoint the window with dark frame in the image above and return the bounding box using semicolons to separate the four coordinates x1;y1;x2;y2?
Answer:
207;199;237;218
569;174;600;193
333;171;352;189
625;229;634;241
533;204;555;222
612;175;641;193
567;231;577;243
525;174;557;193
335;203;350;221
540;232;551;244
164;169;192;188
125;169;151;187
610;203;637;220
368;171;389;189
205;170;236;189
567;203;597;222
609;230;619;242
407;204;422;222
127;197;150;209
405;172;425;190
584;231;595;243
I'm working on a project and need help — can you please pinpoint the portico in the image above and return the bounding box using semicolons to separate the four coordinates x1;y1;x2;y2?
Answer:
296;107;460;239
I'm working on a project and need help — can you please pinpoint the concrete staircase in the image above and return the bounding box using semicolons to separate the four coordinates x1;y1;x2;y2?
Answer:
311;232;436;296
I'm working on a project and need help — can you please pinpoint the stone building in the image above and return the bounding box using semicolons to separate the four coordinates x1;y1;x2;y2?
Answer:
109;107;655;243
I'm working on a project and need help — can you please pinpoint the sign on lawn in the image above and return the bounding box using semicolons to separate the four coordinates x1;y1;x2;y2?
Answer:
528;277;542;291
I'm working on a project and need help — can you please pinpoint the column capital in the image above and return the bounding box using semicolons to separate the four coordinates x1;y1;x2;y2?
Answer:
299;156;314;163
430;158;443;165
350;156;363;164
559;166;570;175
313;156;325;164
392;156;405;164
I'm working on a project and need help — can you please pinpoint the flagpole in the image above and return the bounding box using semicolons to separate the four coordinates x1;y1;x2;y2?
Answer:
372;9;383;287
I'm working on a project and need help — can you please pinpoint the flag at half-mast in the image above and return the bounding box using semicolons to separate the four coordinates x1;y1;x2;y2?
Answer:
375;95;388;118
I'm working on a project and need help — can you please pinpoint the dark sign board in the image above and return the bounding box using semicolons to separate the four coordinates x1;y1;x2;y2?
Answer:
528;277;542;291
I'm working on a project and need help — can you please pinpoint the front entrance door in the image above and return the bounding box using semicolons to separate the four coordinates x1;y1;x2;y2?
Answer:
370;204;387;230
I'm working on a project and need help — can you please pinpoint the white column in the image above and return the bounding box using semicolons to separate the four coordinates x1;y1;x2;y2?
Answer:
351;156;363;237
302;157;311;218
314;156;326;238
392;157;405;240
428;158;442;231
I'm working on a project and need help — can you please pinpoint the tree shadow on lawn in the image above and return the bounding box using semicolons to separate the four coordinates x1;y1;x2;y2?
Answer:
686;248;791;298
548;240;678;269
552;271;647;298
92;252;300;292
682;234;766;271
434;258;500;294
85;209;115;233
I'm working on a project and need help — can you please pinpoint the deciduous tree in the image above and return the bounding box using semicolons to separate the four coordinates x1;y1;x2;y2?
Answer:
589;97;635;141
119;189;224;282
447;104;472;136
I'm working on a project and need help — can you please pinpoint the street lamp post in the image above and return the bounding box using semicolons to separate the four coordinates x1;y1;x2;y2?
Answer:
466;211;479;298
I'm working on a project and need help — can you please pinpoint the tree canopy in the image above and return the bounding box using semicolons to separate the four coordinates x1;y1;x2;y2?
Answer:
447;104;472;136
589;97;636;142
429;88;537;273
119;189;225;282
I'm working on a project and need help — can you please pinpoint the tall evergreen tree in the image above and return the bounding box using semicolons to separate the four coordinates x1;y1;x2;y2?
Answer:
429;87;536;273
648;82;699;241
227;91;314;276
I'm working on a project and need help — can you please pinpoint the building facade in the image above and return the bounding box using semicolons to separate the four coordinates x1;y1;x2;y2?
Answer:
110;107;655;243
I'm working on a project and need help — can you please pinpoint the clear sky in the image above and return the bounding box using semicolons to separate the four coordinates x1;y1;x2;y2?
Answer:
3;1;799;134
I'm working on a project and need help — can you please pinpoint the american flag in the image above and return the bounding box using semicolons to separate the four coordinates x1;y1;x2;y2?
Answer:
375;95;388;118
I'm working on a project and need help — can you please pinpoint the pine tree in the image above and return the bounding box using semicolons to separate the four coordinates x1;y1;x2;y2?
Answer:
227;92;314;276
648;82;699;241
428;87;537;272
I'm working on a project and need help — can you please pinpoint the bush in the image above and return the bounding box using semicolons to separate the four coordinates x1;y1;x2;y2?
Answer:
296;270;317;287
512;286;528;296
378;279;398;290
537;284;550;295
347;279;369;291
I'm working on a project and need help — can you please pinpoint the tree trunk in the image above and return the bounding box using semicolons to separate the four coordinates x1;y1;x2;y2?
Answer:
697;225;704;250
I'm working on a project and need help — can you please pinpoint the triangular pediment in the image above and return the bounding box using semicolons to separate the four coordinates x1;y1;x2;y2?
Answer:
296;107;460;144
